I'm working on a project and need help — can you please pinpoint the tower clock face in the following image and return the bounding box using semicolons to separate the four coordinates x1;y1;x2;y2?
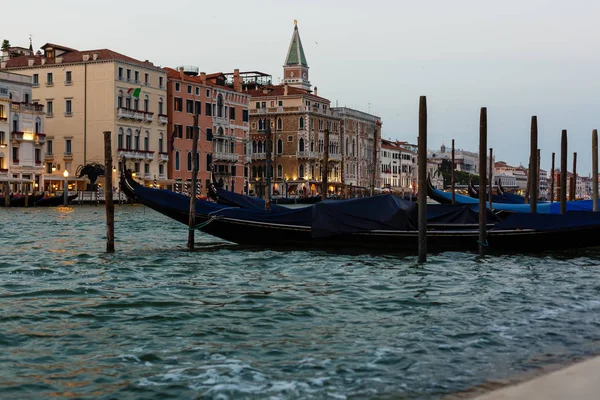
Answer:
303;72;307;79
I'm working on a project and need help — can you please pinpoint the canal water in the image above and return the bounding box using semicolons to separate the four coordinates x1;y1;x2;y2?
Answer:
2;205;600;399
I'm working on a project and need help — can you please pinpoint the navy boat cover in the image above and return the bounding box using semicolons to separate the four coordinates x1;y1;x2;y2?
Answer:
311;195;417;238
493;210;600;231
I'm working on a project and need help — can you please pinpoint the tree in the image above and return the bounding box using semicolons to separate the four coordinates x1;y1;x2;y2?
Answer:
1;39;10;52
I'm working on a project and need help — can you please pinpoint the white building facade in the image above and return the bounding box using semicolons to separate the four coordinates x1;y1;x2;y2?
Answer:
380;139;416;193
0;71;45;192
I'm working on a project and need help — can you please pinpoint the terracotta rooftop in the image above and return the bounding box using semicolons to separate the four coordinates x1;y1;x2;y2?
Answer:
245;84;330;102
163;67;245;93
2;45;161;70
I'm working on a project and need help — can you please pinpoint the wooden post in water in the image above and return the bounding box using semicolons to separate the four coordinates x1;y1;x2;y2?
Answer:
322;128;329;199
529;116;538;213
550;152;555;203
417;96;427;263
488;148;493;210
537;148;541;202
593;129;598;212
451;139;456;204
571;152;577;201
560;130;568;214
103;131;115;253
187;113;199;249
265;121;272;211
478;107;487;256
3;183;9;207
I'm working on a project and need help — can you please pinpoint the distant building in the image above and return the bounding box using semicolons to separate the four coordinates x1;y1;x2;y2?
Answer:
0;71;45;192
428;143;480;176
380;139;416;193
495;161;527;192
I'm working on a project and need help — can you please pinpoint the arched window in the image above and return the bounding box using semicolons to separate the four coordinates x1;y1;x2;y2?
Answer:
35;117;41;134
277;118;282;130
0;131;5;146
144;131;150;151
252;140;257;153
299;138;305;152
175;151;180;171
125;128;132;150
230;142;235;153
12;114;18;133
217;94;224;117
352;139;356;155
299;117;304;130
277;164;283;178
118;128;124;149
299;164;305;179
277;138;283;154
134;96;139;111
158;97;164;115
346;138;349;155
258;141;263;153
144;95;149;112
218;127;224;136
134;130;140;150
158;133;163;152
187;152;192;171
118;90;123;108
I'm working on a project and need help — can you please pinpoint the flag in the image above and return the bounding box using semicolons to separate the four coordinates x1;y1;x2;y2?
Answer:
169;129;176;153
127;87;141;99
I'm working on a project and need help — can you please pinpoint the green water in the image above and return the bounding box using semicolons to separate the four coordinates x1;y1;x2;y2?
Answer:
1;205;600;399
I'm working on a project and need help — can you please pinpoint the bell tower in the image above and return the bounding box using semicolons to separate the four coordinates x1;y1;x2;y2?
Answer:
282;20;311;91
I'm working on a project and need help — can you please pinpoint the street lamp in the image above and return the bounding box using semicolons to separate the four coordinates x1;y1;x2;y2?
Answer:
63;169;69;205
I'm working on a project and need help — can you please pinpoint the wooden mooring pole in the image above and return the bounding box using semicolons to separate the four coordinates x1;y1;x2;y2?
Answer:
529;116;538;213
265;122;272;211
571;152;577;201
417;96;427;263
560;130;567;214
593;129;598;212
103;131;115;253
451;139;455;204
187;113;199;249
488;148;493;210
479;108;487;256
550;152;555;203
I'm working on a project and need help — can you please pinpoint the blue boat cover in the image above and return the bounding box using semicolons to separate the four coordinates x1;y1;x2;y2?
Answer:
311;195;417;238
427;204;501;223
494;210;600;231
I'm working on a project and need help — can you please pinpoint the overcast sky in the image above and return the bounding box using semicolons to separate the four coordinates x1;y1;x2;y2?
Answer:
6;0;600;174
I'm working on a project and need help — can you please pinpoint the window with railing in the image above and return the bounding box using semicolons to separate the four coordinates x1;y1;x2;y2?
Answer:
65;139;72;155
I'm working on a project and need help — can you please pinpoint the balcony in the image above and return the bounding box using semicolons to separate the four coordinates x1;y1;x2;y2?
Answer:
0;116;7;122
144;151;155;161
297;151;319;159
35;133;46;144
0;168;7;174
35;161;42;166
250;152;266;160
11;102;45;113
11;131;24;142
12;159;19;165
117;107;134;119
329;153;342;162
158;114;168;125
144;112;154;123
133;111;145;122
212;152;239;163
213;115;228;125
44;152;54;160
159;152;169;162
117;149;147;160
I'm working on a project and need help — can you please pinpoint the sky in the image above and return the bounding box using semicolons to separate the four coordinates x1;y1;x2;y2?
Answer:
5;0;600;175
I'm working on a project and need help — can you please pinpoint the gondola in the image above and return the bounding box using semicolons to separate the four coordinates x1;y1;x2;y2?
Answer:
0;194;44;207
468;180;525;204
427;177;594;213
34;194;79;207
121;169;600;253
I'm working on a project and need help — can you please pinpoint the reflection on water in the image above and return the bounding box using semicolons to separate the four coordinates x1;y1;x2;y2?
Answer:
1;205;600;399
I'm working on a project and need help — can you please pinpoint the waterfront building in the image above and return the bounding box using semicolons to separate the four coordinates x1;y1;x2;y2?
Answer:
494;161;527;192
244;22;346;198
165;67;250;195
331;107;382;192
0;71;45;192
428;143;481;176
380;139;416;194
1;42;167;191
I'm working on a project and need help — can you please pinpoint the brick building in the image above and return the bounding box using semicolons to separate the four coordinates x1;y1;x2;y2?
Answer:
165;67;249;195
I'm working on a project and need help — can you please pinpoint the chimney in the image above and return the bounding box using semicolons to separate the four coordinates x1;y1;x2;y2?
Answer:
233;68;241;92
56;56;63;64
28;59;34;67
41;58;46;65
200;72;206;84
314;86;318;97
92;53;98;60
179;67;185;79
284;84;288;96
82;54;90;61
